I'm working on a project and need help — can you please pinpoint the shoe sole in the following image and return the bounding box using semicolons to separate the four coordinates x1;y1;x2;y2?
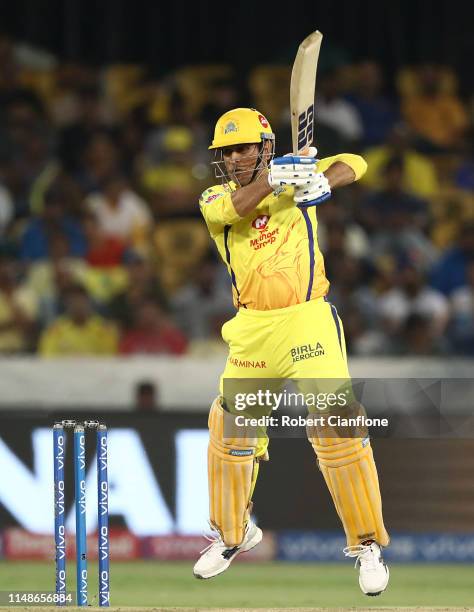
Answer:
360;565;389;596
193;527;263;580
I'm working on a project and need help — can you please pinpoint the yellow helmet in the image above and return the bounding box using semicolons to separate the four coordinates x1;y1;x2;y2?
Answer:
209;108;274;150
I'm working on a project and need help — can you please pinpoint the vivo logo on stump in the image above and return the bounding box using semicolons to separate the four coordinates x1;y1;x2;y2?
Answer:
52;421;110;607
99;525;109;561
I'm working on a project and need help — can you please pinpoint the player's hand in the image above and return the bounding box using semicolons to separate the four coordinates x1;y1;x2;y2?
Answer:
294;172;331;207
299;146;318;158
268;153;317;188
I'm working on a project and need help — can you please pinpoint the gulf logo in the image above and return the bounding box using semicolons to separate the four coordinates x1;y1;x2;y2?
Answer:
204;193;223;204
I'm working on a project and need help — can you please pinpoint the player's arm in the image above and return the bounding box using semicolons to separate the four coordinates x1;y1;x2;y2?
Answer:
319;153;367;186
200;172;274;228
291;152;367;206
199;186;242;229
230;171;273;217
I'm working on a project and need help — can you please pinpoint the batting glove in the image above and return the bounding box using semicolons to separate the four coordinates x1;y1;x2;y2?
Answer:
294;172;331;207
268;154;317;188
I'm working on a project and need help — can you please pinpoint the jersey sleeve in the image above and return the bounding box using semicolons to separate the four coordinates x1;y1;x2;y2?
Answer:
199;185;242;234
317;153;368;181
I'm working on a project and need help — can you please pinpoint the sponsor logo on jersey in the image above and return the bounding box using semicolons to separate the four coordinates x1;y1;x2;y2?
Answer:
252;214;270;230
201;190;224;205
229;356;267;369
290;342;325;362
249;215;279;250
258;114;269;128
249;227;279;250
224;121;238;134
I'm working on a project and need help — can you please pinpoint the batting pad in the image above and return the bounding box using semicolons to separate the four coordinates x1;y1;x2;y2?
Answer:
308;433;390;547
207;398;262;546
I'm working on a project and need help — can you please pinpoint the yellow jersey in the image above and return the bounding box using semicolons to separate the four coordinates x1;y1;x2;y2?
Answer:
200;154;367;311
39;315;118;357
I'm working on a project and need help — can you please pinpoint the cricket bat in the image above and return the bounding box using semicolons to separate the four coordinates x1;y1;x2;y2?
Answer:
290;30;323;154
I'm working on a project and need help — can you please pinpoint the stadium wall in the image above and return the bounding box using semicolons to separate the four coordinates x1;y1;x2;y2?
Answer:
0;357;473;409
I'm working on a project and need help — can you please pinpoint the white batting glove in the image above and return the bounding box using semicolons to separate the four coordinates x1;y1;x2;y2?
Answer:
294;172;331;207
268;154;317;188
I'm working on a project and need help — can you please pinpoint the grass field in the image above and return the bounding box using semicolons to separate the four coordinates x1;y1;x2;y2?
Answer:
0;561;473;609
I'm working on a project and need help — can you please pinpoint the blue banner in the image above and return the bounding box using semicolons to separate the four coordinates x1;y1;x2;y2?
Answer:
277;531;474;563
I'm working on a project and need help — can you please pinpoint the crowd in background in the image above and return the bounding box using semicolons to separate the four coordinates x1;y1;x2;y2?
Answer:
0;35;473;358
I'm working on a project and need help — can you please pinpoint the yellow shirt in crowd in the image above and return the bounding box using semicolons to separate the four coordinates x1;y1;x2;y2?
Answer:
361;146;439;199
39;315;118;357
0;288;37;352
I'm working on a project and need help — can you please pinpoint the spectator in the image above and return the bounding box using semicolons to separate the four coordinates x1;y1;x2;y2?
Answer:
454;137;474;193
58;85;111;173
0;256;38;353
351;256;396;328
0;40;472;360
39;284;118;356
392;313;444;356
107;251;168;329
26;230;87;326
0;182;13;239
1;90;54;218
76;131;120;194
361;123;439;200
341;309;391;356
119;299;187;355
20;185;86;261
318;209;370;275
325;256;391;356
83;210;126;268
316;69;363;144
143;126;203;218
378;263;449;338
430;223;474;296
346;61;399;148
360;157;435;271
86;174;151;251
449;261;474;355
171;253;234;339
402;65;468;152
200;78;241;128
134;380;160;412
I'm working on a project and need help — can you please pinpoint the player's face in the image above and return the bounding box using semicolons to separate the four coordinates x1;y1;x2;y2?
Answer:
222;143;260;186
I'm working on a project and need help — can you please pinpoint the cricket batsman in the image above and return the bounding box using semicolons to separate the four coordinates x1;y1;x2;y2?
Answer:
193;108;390;595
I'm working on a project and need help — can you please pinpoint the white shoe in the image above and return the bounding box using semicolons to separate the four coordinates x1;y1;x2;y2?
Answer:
193;521;263;579
344;541;389;596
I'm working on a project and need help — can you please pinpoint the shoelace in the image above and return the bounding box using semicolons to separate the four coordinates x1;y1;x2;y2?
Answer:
199;521;225;555
199;532;223;555
343;544;379;570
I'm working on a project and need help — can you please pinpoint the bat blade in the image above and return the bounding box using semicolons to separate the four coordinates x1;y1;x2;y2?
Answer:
290;30;323;154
